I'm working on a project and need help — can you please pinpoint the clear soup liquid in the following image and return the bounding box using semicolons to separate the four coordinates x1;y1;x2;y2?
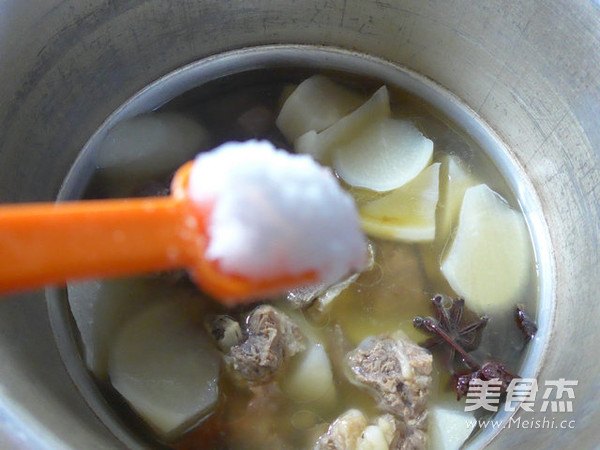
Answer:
64;61;539;450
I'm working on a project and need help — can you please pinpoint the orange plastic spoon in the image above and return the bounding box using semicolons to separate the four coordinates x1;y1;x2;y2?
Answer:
0;161;316;302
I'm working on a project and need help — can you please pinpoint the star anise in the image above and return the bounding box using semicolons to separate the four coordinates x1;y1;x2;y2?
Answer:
413;296;488;369
455;360;519;401
413;295;518;401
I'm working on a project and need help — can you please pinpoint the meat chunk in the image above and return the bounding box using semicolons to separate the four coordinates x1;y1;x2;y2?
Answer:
357;414;397;450
347;333;432;448
391;427;428;450
315;409;367;450
315;410;397;450
228;383;290;449
207;315;243;352
225;305;305;383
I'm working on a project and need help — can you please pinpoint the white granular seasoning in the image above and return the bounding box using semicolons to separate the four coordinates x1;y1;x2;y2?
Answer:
188;140;367;286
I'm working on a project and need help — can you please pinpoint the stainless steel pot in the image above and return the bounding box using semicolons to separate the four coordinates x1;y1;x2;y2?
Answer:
0;1;598;448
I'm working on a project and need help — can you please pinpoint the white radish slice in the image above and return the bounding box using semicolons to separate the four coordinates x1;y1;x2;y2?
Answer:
294;86;390;164
67;278;161;379
276;75;364;142
278;83;298;110
428;405;474;450
333;117;433;192
441;184;532;313
436;155;476;244
282;343;335;404
95;113;209;177
108;301;220;438
294;129;323;161
359;163;441;242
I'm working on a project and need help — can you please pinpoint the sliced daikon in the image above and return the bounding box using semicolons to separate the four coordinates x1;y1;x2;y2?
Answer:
108;301;220;438
276;75;365;142
436;155;476;243
294;129;323;161
359;163;441;242
333;116;433;192
95;113;209;178
67;278;166;379
282;343;335;404
441;184;532;313
428;405;474;450
294;86;390;164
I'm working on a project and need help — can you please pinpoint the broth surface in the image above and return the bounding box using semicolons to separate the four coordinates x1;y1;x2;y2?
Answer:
67;68;539;449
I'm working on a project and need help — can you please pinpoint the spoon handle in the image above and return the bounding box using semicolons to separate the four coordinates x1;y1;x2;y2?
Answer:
0;161;319;302
0;197;197;294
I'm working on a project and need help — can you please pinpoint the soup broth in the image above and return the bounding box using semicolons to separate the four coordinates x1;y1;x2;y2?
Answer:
65;67;538;449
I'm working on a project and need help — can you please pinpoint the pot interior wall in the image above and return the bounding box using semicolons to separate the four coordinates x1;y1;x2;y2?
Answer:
0;1;598;449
